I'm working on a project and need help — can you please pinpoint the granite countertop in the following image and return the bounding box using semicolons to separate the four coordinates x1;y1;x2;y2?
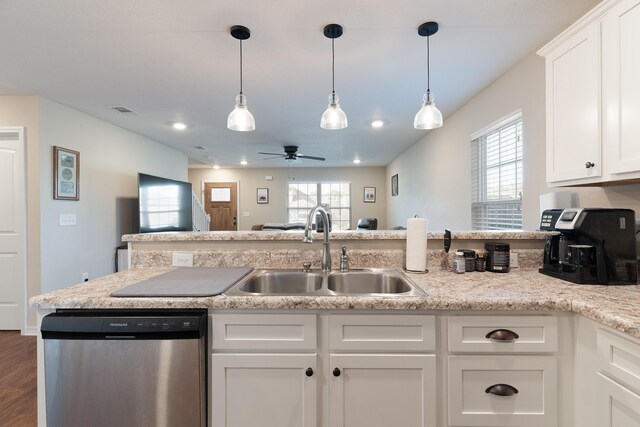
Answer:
122;230;554;242
30;268;640;339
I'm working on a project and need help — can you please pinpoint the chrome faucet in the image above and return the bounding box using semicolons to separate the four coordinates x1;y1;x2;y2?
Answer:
303;204;331;272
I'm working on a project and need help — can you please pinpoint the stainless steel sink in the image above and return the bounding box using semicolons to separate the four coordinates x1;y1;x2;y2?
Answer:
327;270;415;294
225;269;425;297
236;270;323;294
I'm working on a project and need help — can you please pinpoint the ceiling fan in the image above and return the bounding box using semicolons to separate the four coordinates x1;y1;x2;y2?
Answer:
259;145;326;162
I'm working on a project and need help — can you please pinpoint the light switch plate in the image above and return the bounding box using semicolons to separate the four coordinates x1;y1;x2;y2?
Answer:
59;214;77;226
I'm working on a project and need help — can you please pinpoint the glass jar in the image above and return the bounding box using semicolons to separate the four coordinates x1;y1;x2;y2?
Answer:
453;251;466;274
475;253;487;272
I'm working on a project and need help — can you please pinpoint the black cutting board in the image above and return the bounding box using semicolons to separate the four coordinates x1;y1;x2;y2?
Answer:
111;267;253;297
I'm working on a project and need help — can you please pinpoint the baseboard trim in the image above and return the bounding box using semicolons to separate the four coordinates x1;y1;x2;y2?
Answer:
24;325;38;336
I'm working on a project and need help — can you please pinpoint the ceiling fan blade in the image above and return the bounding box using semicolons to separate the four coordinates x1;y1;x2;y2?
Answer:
262;155;284;160
297;154;326;161
258;151;285;156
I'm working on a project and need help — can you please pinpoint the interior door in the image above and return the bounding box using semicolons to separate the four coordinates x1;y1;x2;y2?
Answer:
204;182;238;231
0;127;26;330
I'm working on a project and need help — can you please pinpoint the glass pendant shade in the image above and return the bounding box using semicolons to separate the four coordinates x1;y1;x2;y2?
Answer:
414;91;443;130
320;92;348;129
227;93;255;132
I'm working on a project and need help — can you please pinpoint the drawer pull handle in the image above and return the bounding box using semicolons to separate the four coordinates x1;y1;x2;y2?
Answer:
305;367;314;377
333;367;341;377
585;161;595;169
485;329;519;341
485;383;519;396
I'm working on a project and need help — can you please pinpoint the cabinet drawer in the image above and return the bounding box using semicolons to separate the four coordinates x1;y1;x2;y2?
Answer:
210;314;317;350
598;328;640;392
448;315;558;353
596;372;640;426
448;356;557;426
329;314;435;351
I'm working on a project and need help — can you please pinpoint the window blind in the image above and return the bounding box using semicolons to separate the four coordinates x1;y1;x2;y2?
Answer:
471;115;523;230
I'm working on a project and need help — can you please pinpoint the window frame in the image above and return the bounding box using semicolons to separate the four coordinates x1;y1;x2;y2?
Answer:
470;110;523;231
286;181;352;230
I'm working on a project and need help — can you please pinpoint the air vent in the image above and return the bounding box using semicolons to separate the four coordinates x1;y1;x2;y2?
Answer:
109;106;137;114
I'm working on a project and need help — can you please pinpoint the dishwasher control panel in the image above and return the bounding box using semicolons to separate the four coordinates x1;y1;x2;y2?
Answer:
102;317;199;332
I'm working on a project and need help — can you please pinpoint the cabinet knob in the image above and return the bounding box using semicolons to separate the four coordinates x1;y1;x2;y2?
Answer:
305;367;314;377
585;161;595;169
333;367;341;377
485;383;519;396
485;329;519;341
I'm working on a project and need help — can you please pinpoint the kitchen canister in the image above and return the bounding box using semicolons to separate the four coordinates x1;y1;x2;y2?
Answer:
485;242;510;273
406;216;428;272
459;249;476;272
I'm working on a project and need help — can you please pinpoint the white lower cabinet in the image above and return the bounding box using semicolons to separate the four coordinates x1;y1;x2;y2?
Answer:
211;353;317;427
596;326;640;427
597;373;640;427
329;354;436;427
448;356;557;427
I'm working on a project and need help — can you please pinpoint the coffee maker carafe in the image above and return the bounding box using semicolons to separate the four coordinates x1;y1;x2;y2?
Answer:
539;208;638;285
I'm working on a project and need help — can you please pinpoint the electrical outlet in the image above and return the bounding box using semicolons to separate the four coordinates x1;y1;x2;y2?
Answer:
82;272;89;282
509;252;519;268
172;252;193;267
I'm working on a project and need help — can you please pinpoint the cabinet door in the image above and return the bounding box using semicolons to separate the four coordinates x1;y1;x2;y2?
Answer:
211;353;317;427
597;373;640;427
329;354;436;427
603;0;640;175
545;21;602;183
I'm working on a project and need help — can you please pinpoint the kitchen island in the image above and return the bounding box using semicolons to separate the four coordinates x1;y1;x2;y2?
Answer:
31;230;640;427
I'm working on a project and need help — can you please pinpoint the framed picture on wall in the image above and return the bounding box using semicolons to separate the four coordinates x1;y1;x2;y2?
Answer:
257;188;269;204
391;174;398;197
53;146;80;201
364;187;376;203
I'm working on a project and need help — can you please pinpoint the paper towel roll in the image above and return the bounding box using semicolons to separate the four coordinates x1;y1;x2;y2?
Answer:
406;217;428;272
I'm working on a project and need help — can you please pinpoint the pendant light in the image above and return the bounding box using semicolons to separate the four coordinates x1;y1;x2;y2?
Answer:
227;25;255;132
320;23;348;130
414;21;443;130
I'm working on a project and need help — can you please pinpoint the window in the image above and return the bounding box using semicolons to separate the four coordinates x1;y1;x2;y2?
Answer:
471;112;523;230
287;182;351;230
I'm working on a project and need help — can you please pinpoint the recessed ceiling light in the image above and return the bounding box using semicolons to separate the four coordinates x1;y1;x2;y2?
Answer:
213;165;220;170
353;159;361;164
371;120;384;128
172;122;187;130
240;160;248;166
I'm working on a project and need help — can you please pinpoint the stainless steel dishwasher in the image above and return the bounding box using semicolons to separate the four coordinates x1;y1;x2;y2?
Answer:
41;309;207;427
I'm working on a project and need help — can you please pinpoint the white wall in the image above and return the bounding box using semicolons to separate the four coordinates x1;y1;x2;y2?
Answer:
38;98;188;293
387;51;640;231
0;96;41;328
189;167;387;230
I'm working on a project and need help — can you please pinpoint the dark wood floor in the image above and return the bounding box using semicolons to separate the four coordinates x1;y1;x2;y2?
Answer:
0;331;37;427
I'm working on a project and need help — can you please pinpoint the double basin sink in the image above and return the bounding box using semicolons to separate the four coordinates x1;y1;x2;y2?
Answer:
225;269;426;297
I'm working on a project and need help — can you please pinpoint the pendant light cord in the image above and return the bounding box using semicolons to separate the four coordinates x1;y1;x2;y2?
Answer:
239;40;244;95
331;38;336;96
426;35;430;95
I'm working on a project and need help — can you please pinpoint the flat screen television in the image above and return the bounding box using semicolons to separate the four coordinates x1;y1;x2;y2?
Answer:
138;173;193;233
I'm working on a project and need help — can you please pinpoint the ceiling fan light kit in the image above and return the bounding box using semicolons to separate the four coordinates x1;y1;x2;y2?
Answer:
227;25;256;132
414;21;443;130
320;23;348;130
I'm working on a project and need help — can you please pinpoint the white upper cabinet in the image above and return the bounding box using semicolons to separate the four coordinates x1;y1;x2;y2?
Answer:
539;0;640;185
603;0;640;176
543;21;602;184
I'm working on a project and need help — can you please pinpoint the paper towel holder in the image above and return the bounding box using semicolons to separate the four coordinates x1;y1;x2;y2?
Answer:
404;215;429;274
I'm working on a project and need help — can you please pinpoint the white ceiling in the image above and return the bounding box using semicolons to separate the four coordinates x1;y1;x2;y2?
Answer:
0;0;598;168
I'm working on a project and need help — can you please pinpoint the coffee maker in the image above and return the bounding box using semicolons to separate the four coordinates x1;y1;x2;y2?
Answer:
539;208;638;285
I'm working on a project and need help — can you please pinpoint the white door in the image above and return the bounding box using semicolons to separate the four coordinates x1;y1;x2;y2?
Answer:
211;353;317;427
0;127;26;330
329;354;436;427
597;373;640;427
